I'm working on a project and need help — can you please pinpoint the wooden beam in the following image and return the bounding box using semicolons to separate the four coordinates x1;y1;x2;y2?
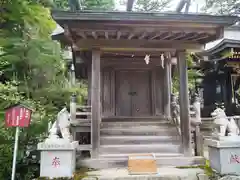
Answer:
161;32;173;40
102;51;164;57
77;31;87;39
91;49;101;158
216;27;224;39
192;34;209;41
102;57;162;62
102;48;176;52
128;33;135;40
101;57;167;68
72;27;216;36
76;39;203;51
177;51;191;156
170;33;186;40
101;58;164;67
183;33;199;40
149;33;164;40
101;65;153;69
101;62;161;68
138;32;147;39
63;24;74;43
68;22;218;33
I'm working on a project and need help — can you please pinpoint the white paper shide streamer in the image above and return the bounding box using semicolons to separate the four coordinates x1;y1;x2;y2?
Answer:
144;54;150;64
161;54;165;68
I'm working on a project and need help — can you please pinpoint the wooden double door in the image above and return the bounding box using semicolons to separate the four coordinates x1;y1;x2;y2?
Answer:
116;70;152;116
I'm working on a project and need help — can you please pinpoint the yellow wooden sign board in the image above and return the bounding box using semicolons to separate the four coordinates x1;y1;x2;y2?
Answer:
128;154;157;175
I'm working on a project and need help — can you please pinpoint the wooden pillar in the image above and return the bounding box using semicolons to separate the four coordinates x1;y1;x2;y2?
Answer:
177;51;192;156
87;62;92;106
163;59;171;118
169;63;172;95
91;50;101;158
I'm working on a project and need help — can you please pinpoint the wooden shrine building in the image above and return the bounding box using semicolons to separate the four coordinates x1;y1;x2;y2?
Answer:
52;10;238;168
197;24;240;117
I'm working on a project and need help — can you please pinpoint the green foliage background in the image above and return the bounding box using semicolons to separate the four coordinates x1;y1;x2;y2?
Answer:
201;0;240;15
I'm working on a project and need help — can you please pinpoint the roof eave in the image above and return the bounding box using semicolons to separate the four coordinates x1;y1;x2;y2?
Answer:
51;10;239;26
199;39;240;56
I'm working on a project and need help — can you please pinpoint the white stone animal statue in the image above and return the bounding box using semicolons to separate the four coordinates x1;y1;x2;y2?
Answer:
211;107;239;138
227;117;240;136
48;107;73;142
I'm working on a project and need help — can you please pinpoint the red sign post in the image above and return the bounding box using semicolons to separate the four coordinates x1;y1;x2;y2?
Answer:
5;104;32;180
5;105;32;127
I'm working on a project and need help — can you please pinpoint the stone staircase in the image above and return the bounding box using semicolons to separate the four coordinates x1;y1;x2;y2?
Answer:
75;117;205;169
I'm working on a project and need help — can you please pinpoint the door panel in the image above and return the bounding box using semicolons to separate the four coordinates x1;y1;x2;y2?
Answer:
132;71;151;116
154;67;164;115
102;69;115;116
116;71;132;116
116;70;151;116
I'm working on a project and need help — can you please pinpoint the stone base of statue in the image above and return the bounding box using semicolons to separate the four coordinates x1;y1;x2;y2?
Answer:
37;137;78;178
205;137;240;175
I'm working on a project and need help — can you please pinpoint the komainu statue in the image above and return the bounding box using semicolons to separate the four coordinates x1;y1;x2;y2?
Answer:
171;94;180;126
211;107;239;138
47;107;73;142
171;94;181;134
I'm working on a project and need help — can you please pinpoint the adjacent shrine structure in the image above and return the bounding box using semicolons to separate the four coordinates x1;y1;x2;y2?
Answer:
197;25;240;116
52;10;238;167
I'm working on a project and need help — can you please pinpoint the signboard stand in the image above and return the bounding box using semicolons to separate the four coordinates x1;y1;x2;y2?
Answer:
4;104;32;180
11;126;19;180
128;154;157;175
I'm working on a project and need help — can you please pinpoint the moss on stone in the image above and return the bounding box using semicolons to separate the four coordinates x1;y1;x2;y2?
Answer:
36;167;98;180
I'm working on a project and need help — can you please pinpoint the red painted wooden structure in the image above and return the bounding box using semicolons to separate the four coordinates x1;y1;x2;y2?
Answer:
5;104;32;127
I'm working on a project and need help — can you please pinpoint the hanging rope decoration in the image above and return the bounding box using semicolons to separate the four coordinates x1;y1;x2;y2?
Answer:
161;54;165;68
144;54;150;64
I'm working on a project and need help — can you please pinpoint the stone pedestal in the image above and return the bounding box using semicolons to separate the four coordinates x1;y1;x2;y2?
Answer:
205;138;240;175
37;138;78;178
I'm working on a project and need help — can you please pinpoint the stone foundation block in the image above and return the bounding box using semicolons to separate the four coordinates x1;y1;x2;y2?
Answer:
37;138;78;178
205;138;240;175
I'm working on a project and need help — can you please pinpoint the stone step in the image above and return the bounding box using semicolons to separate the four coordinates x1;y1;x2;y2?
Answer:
99;144;181;154
71;119;91;126
99;153;183;159
76;156;205;169
101;124;176;130
100;127;178;136
79;167;207;180
71;120;173;127
76;105;91;109
100;135;180;145
101;121;174;128
76;112;91;116
102;116;167;122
